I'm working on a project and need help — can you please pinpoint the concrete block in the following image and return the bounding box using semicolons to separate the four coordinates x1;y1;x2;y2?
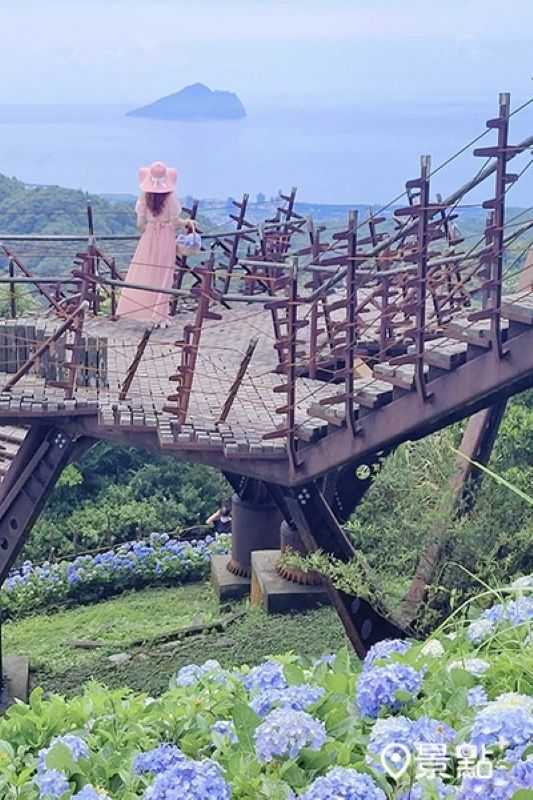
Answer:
251;550;330;614
211;554;250;602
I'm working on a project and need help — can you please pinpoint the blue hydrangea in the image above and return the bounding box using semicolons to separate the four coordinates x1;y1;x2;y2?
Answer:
455;767;525;799
242;660;288;694
254;707;327;763
249;684;325;717
505;744;533;784
448;658;489;677
363;639;412;671
175;660;226;687
470;694;533;751
467;596;533;643
143;758;231;799
356;662;423;718
398;778;454;799
35;769;70;799
133;743;186;775
300;766;386;799
38;734;89;772
72;787;111;800
212;720;238;744
366;716;456;773
468;686;489;708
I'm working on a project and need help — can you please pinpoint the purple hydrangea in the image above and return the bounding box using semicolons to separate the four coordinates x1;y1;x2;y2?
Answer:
366;716;456;773
300;766;386;799
470;694;533;752
467;596;533;643
72;788;111;800
468;686;489;708
212;720;238;744
35;769;70;799
506;744;533;785
455;767;526;799
133;743;186;775
249;684;325;717
175;660;226;687
242;660;288;694
143;758;231;800
356;662;423;718
37;734;89;772
362;639;412;671
398;778;454;799
254;707;327;763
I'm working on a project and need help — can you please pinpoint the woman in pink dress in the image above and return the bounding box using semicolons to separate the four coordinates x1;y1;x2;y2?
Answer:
116;161;193;325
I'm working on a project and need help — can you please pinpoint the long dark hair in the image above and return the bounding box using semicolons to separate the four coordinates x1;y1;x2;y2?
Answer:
145;191;170;216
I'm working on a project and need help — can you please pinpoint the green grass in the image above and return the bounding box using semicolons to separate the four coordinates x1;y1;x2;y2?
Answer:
4;582;347;697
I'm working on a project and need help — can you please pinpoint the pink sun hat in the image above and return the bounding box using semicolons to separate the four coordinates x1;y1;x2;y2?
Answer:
139;161;178;193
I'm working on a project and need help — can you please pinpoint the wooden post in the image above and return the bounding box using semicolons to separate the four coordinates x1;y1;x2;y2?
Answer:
8;258;16;319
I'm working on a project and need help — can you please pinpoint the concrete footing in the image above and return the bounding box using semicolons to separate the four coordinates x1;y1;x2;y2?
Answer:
250;550;330;614
211;554;250;602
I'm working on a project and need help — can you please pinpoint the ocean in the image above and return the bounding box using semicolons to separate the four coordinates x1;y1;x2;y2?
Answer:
0;99;530;206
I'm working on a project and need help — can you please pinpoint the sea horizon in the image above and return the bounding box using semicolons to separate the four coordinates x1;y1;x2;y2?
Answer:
0;98;530;207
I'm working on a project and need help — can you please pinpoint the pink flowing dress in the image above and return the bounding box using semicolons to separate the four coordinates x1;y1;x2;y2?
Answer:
116;191;181;322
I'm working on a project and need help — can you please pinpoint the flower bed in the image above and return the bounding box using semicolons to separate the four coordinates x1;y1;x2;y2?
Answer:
1;533;230;620
0;581;531;799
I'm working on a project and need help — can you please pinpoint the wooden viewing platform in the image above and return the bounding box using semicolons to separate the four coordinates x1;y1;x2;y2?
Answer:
0;93;531;672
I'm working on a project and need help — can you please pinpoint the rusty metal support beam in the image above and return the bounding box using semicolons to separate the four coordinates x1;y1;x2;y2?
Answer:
276;480;407;657
0;427;78;584
400;401;508;626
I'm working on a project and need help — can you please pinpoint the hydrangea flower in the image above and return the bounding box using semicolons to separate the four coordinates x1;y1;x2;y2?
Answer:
249;684;325;717
35;769;70;799
254;708;326;763
448;658;490;677
398;778;454;799
366;716;456;773
356;662;423;718
38;734;90;772
300;766;386;799
467;686;489;707
212;720;238;744
420;639;445;658
72;787;111;800
133;743;186;775
455;766;525;799
143;758;231;800
363;639;412;671
470;694;533;751
511;575;533;590
175;660;226;687
242;660;288;694
467;596;533;643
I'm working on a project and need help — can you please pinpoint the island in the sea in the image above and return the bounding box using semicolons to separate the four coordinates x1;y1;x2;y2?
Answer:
126;83;246;121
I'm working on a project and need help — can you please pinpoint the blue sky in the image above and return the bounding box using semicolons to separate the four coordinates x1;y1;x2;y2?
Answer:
2;0;532;106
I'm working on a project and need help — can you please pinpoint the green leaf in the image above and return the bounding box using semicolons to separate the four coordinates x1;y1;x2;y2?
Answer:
512;790;533;800
44;742;76;774
283;663;305;686
450;446;533;505
449;668;477;690
231;701;260;754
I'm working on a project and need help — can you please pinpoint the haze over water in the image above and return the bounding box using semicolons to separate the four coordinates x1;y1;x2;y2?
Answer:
0;97;530;207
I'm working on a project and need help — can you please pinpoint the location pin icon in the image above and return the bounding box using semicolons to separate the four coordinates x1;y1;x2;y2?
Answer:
380;743;412;780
